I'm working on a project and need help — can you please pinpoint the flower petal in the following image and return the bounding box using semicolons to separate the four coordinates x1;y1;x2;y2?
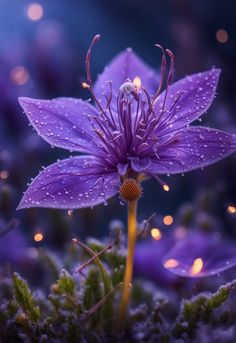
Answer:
94;49;159;107
117;162;129;176
129;157;151;172
18;156;119;209
162;232;236;277
134;236;178;286
155;69;221;132
145;127;236;175
19;97;100;154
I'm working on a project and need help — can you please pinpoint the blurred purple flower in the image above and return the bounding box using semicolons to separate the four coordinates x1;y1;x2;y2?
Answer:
0;226;27;264
162;231;236;278
134;233;179;287
18;36;236;209
135;229;236;285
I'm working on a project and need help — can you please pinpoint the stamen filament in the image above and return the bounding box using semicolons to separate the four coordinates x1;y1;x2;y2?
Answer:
162;48;175;111
152;44;167;104
85;34;108;116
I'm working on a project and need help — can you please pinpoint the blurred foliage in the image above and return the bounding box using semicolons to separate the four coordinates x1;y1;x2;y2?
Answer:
1;234;236;342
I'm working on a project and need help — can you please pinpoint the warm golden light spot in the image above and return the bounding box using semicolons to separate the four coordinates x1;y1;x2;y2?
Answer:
34;233;43;242
67;209;73;216
133;76;141;90
227;205;236;214
151;228;162;240
163;215;173;226
27;3;43;21
164;258;179;269
81;82;90;89
190;258;203;276
163;184;170;192
0;170;9;180
216;29;228;43
10;66;30;86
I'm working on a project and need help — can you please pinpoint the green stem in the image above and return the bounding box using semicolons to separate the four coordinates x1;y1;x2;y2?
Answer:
118;200;137;328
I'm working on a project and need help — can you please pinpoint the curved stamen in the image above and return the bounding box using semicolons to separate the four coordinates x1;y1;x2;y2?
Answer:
152;44;167;104
85;35;108;116
162;48;175;111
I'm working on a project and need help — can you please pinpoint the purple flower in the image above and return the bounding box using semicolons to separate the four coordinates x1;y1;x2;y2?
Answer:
162;231;236;277
18;36;236;210
135;229;236;283
134;233;179;287
0;227;27;264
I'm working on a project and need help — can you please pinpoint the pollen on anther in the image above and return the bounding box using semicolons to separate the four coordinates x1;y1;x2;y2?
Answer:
133;76;141;90
81;82;90;89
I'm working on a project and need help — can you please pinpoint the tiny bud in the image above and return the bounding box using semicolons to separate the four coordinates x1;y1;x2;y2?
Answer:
16;312;27;324
51;283;60;293
119;178;142;202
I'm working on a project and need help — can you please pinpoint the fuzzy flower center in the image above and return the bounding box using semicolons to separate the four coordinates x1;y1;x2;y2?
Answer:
119;178;142;202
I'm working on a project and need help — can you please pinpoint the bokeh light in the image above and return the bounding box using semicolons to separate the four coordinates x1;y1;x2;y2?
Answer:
27;3;44;21
151;228;162;240
216;29;228;43
10;66;30;86
0;170;9;180
34;232;44;242
163;184;170;192
190;258;203;276
163;258;179;269
227;205;236;214
163;215;173;226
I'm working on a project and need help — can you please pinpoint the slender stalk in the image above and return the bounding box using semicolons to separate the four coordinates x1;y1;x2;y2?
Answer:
118;200;138;328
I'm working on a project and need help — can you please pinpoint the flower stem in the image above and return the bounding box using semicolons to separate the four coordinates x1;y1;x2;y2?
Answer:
118;200;137;328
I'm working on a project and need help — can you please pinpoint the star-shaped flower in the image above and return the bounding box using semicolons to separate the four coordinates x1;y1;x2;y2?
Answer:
18;36;236;210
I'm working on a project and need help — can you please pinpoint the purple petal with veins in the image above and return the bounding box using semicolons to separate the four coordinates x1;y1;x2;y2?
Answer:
162;232;236;277
18;156;119;209
140;127;236;175
154;69;221;132
19;97;100;154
